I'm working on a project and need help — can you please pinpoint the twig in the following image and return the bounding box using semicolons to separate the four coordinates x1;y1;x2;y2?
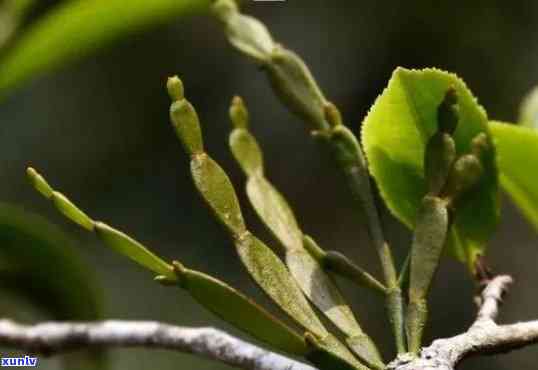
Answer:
0;319;316;370
474;275;513;324
0;276;536;370
388;275;538;370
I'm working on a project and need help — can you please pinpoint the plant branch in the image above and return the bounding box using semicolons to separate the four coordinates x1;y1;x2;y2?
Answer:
388;275;538;370
0;319;316;370
212;0;405;353
474;275;513;324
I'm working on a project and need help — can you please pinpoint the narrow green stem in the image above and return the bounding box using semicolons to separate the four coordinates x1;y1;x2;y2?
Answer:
398;252;411;287
328;125;406;354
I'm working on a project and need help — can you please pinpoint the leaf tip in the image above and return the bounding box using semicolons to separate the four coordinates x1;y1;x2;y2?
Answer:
26;166;53;198
167;75;184;102
230;95;249;129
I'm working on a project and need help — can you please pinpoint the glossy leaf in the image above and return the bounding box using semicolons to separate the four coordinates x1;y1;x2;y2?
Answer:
490;121;538;230
27;168;175;280
0;0;211;96
170;262;308;355
362;68;499;269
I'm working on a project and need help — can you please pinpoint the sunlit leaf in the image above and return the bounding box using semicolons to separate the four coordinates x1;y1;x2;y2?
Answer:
490;121;538;230
0;0;211;96
362;68;499;270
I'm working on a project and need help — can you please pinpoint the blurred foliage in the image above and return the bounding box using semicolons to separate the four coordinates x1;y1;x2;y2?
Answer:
489;122;538;231
0;0;211;97
0;202;104;368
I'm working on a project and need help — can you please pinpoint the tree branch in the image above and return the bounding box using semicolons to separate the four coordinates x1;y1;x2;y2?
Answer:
1;276;536;370
0;319;316;370
388;275;538;370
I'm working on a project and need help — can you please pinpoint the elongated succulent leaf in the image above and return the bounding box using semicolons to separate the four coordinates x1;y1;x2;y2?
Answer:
0;0;211;96
362;68;499;270
490;121;538;230
246;176;303;251
236;233;326;336
171;263;308;355
191;154;246;235
27;168;175;280
229;105;383;368
168;80;363;369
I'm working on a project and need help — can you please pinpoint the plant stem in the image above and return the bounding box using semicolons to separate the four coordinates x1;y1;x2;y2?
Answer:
212;0;406;354
328;125;406;354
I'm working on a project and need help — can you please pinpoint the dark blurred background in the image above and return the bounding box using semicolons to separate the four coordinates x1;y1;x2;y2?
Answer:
1;0;537;369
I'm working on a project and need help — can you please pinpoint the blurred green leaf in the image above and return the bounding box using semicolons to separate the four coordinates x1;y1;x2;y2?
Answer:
362;68;499;270
0;0;211;96
0;0;35;49
0;203;104;368
490;121;538;231
519;86;538;130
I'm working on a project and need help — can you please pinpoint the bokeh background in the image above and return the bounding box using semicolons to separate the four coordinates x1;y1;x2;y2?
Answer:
1;0;537;369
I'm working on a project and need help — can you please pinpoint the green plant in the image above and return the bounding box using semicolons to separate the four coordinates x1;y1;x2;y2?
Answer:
1;1;538;370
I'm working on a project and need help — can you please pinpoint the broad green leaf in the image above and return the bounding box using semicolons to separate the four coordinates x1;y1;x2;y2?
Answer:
0;203;104;368
519;86;538;129
171;262;308;356
362;68;499;270
0;0;211;96
490;121;538;230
